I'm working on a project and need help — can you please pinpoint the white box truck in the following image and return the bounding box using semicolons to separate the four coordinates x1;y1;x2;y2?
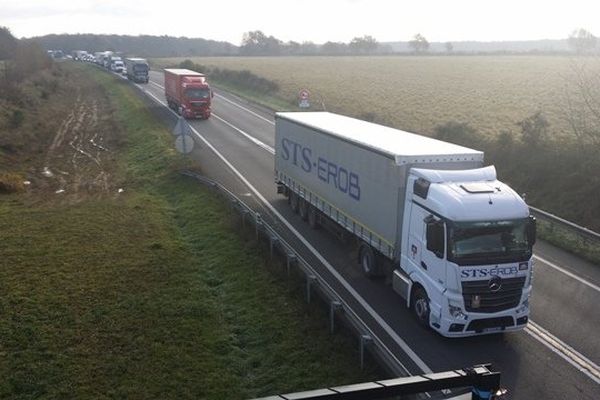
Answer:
274;112;536;337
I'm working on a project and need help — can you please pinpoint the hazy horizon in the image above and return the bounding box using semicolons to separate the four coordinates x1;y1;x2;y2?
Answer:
1;0;597;45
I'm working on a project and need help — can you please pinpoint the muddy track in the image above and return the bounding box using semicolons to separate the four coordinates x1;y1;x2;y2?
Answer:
43;91;114;197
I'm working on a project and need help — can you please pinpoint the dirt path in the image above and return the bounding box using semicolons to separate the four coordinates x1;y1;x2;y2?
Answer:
42;86;117;199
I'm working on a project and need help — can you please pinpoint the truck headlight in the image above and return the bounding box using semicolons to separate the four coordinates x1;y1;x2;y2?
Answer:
448;299;467;320
516;298;529;314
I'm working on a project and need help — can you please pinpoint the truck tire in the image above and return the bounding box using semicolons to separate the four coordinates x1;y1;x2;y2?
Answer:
299;198;308;221
359;244;378;278
290;192;299;213
307;205;318;229
411;286;430;328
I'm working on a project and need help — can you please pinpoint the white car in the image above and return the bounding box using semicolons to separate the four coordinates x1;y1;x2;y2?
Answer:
111;61;124;73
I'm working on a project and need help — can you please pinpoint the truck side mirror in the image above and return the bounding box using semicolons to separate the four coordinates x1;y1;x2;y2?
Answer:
527;216;536;246
425;216;445;259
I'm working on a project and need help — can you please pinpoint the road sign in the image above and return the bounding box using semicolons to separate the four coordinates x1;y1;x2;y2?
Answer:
172;116;191;136
299;89;310;108
175;134;194;154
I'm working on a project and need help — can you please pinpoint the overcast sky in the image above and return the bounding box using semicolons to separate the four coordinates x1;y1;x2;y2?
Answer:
1;0;598;44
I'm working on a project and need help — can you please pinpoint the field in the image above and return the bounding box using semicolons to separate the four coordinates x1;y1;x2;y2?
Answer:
154;55;599;138
0;63;380;398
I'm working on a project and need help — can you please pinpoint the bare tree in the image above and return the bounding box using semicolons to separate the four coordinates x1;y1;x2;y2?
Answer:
568;28;597;54
563;60;600;148
409;34;429;53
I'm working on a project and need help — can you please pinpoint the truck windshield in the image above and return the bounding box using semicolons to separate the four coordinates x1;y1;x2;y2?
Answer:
448;219;532;265
185;88;210;100
133;64;148;72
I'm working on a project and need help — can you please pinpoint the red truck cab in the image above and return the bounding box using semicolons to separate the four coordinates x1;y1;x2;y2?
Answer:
164;69;213;119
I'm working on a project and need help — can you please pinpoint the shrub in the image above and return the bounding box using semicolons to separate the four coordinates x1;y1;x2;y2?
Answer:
433;121;477;145
0;173;25;193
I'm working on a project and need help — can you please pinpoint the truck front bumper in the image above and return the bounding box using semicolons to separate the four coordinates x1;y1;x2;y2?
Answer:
432;291;531;338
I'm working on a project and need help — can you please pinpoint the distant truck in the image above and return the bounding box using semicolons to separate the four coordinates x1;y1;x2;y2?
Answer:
275;112;536;337
164;69;213;119
124;58;149;83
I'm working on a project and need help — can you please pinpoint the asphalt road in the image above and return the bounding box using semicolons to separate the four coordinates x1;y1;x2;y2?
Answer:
132;69;599;399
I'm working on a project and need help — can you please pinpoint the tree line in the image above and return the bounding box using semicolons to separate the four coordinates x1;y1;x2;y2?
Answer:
14;28;599;58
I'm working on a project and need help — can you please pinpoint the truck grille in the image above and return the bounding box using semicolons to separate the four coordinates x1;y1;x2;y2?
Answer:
462;276;525;313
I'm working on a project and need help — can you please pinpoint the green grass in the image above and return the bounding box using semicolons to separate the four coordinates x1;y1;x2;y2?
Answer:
0;64;381;399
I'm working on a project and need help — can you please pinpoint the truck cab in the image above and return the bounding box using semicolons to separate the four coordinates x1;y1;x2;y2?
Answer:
164;69;213;120
397;166;535;336
180;76;212;119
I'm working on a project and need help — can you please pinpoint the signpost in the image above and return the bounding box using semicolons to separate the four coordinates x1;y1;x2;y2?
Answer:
173;116;194;154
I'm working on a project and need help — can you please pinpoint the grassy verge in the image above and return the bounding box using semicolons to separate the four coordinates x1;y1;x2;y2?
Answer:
0;64;381;399
211;79;296;112
537;220;600;265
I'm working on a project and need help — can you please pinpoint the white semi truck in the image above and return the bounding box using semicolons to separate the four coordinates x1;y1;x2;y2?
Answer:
274;112;536;337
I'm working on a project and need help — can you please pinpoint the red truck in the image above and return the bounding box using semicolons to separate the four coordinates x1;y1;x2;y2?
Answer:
164;69;213;119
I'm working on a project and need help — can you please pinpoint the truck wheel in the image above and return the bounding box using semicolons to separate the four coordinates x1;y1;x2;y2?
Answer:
359;244;378;278
299;198;308;221
290;192;299;213
307;205;318;229
411;287;430;328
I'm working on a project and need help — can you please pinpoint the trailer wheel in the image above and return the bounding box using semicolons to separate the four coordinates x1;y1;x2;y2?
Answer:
411;286;430;328
299;198;308;221
290;192;299;213
359;244;378;278
307;205;318;229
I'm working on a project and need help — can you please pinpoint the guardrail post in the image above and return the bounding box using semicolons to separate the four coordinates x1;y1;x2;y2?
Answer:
255;213;262;239
306;274;317;303
359;335;372;370
286;254;297;276
269;236;280;259
329;300;342;334
241;209;248;228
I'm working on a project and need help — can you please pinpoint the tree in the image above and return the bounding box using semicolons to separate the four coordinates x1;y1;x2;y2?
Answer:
408;33;429;53
445;42;453;53
349;35;378;54
240;30;282;55
300;41;318;55
0;26;18;60
568;28;597;54
321;41;348;55
517;111;549;147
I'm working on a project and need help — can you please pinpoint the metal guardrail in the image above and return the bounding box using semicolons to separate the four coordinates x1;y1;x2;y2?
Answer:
180;170;410;378
529;206;600;244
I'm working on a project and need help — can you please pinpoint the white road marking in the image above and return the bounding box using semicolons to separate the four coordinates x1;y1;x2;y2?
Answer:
212;114;275;155
136;79;431;376
214;93;275;125
534;255;600;293
525;321;600;385
150;81;164;90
